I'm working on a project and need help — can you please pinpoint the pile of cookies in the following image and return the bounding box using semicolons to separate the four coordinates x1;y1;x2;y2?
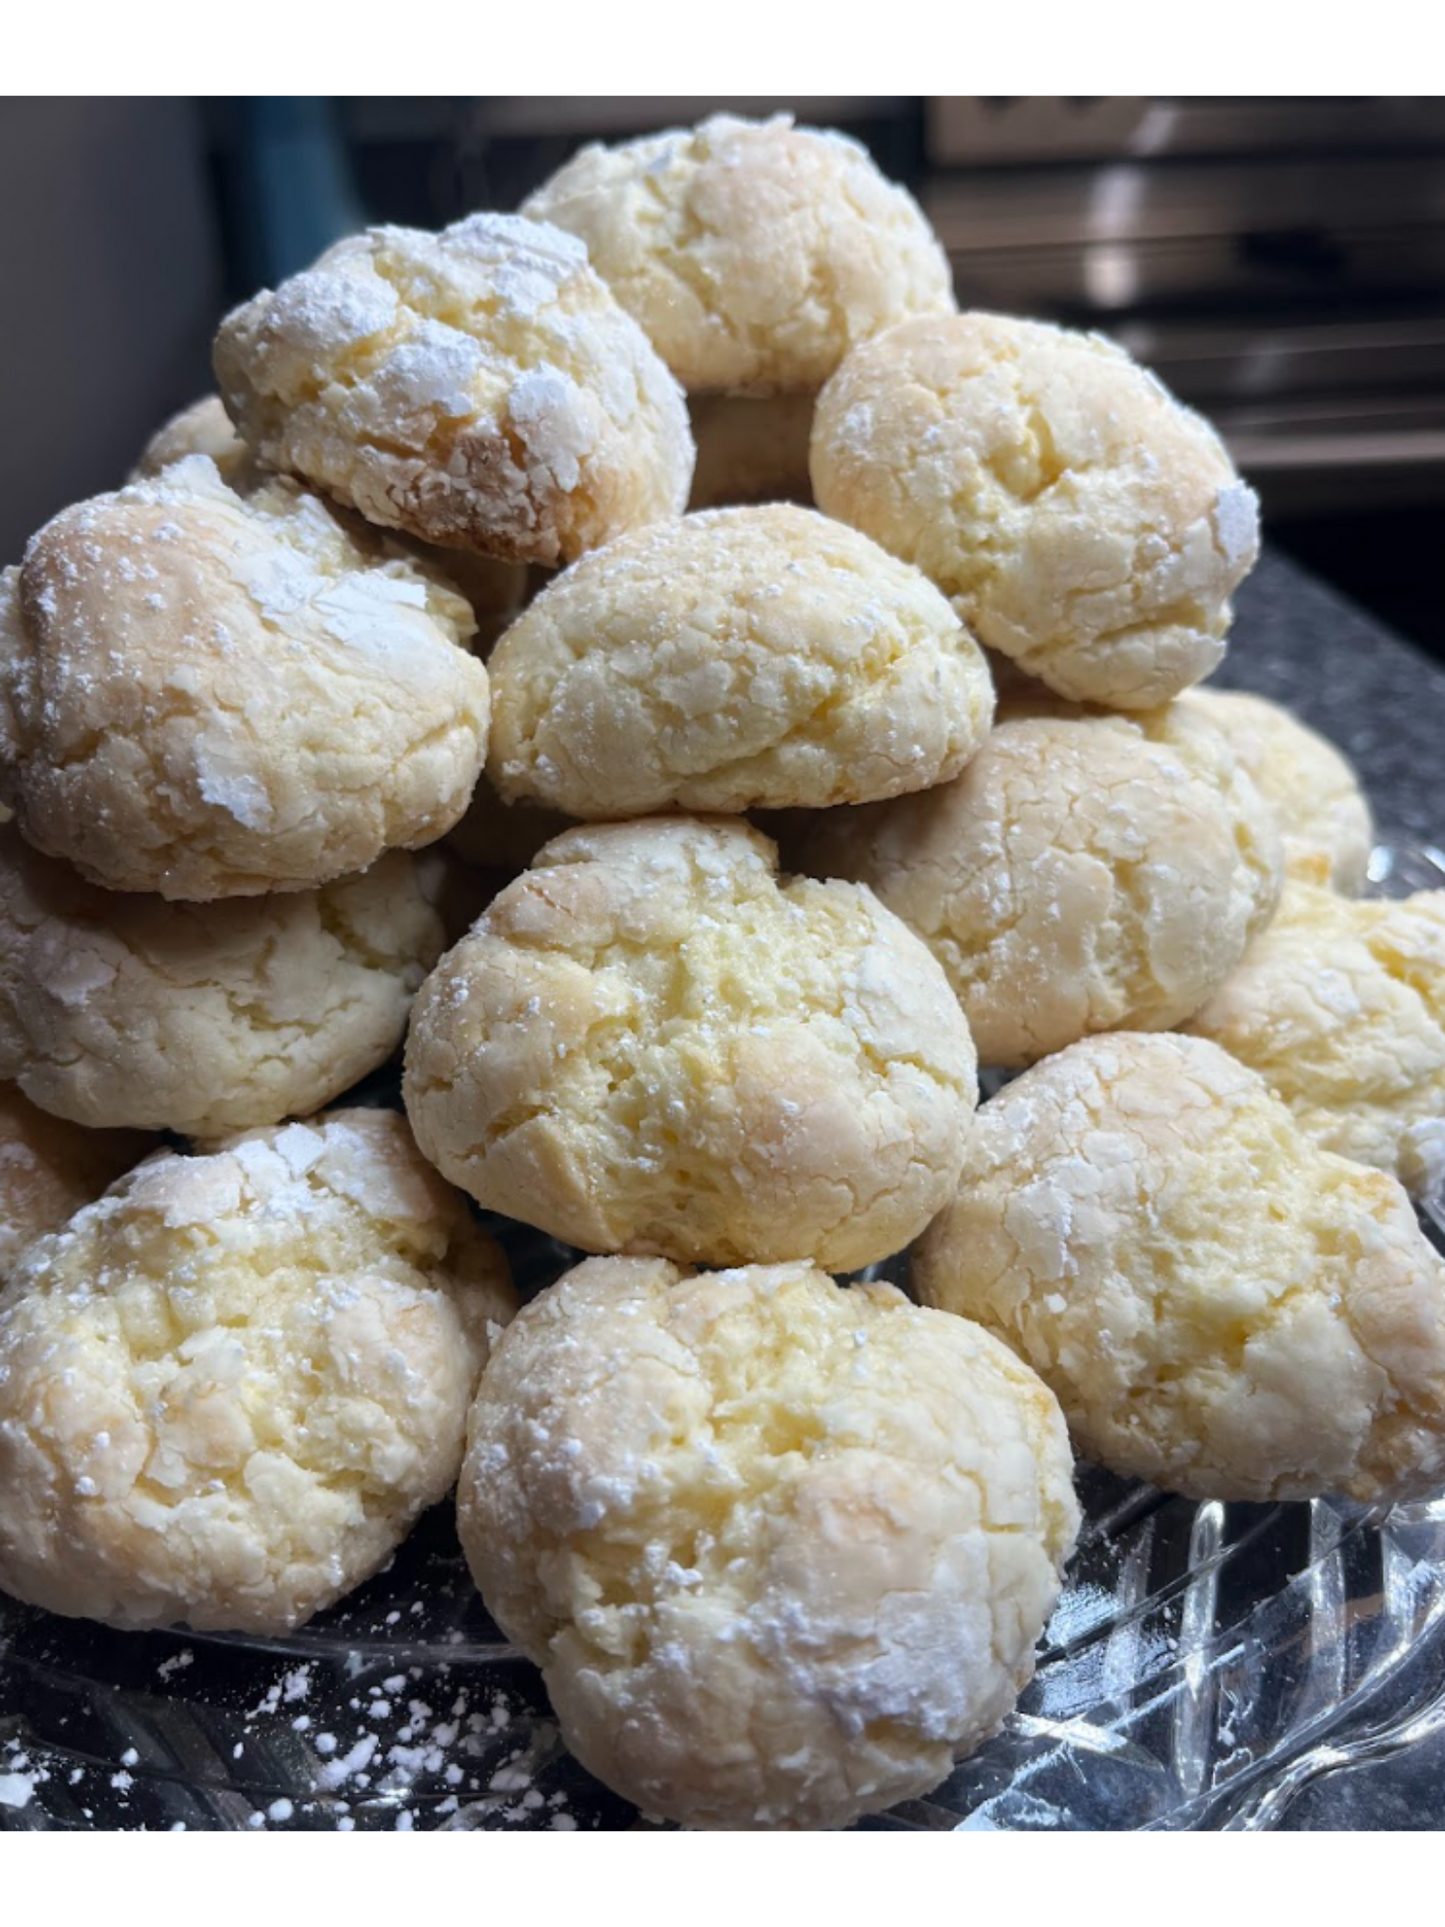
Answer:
2;112;1445;1833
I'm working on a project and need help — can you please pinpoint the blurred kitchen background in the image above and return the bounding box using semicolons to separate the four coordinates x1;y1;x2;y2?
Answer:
3;95;1443;652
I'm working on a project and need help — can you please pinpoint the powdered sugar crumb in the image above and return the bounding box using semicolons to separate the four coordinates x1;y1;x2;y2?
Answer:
316;1732;379;1792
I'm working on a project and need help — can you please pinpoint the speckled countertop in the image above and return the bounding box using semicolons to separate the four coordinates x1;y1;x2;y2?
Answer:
1213;547;1444;1829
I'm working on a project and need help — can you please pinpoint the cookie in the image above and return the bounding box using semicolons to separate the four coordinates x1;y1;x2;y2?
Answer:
914;1033;1445;1503
214;215;693;566
0;456;487;899
0;825;453;1138
1179;688;1373;892
811;313;1258;708
131;394;248;481
133;393;530;649
487;505;994;818
0;1110;515;1632
458;1256;1077;1830
404;817;977;1271
790;705;1281;1066
1188;881;1445;1196
524;114;954;396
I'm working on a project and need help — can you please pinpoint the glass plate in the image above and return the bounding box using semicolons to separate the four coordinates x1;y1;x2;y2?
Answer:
5;848;1445;1832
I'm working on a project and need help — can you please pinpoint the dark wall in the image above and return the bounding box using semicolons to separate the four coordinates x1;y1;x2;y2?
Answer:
0;99;220;561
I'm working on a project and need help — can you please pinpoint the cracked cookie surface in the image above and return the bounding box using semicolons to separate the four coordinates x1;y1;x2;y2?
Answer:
0;456;487;899
132;394;531;648
791;705;1281;1067
404;816;977;1270
488;505;994;819
1179;688;1373;893
811;312;1258;708
524;114;954;396
1188;881;1445;1196
0;1109;515;1633
0;826;453;1138
214;214;693;566
915;1032;1445;1503
458;1256;1077;1830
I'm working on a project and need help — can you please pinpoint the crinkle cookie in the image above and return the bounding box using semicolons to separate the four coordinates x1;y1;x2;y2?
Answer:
0;456;488;899
523;113;955;397
687;393;815;510
915;1033;1445;1504
791;705;1282;1067
0;1110;515;1633
811;313;1259;708
404;817;977;1271
458;1256;1078;1831
488;506;994;819
0;825;452;1138
0;1083;154;1281
214;214;693;567
1188;881;1445;1197
1179;688;1373;892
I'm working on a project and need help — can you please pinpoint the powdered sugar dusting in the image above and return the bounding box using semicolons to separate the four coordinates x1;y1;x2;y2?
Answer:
375;320;487;421
1212;480;1260;571
194;746;275;830
213;208;692;566
508;368;598;492
265;263;399;356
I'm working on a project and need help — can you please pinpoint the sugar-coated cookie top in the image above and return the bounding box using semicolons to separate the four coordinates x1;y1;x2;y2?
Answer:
524;114;955;394
0;1109;515;1633
0;457;488;899
459;1255;1076;1830
132;392;531;644
214;214;694;565
405;815;977;1272
1189;880;1445;1196
916;1032;1445;1503
0;825;452;1138
812;312;1258;708
792;704;1282;1067
1179;688;1373;893
488;504;994;818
